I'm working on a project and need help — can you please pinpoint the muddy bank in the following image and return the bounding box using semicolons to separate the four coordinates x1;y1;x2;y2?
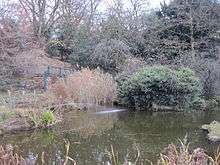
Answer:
0;116;58;135
0;104;85;135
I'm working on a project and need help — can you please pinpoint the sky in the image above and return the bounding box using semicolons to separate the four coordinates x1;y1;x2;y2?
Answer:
99;0;171;11
1;0;171;12
150;0;171;8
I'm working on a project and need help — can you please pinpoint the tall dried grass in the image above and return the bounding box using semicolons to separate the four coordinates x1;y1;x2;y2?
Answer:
50;68;117;105
105;140;220;165
0;144;27;165
158;140;220;165
0;140;76;165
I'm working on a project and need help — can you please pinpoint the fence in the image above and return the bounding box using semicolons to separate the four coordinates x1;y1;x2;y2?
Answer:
43;66;74;91
0;66;75;93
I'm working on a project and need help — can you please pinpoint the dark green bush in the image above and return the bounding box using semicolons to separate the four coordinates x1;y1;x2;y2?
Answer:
117;66;202;110
205;99;219;109
190;97;206;110
92;39;131;74
46;40;70;60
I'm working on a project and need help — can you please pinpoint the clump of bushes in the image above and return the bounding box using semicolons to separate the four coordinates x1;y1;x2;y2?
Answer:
50;68;117;105
92;39;131;73
46;40;69;60
117;66;202;110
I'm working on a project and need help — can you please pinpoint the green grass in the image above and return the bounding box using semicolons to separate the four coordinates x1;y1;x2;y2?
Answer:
41;111;56;126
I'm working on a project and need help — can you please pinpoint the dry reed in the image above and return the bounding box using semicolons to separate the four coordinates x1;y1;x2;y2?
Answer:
50;68;117;105
158;140;220;165
0;140;76;165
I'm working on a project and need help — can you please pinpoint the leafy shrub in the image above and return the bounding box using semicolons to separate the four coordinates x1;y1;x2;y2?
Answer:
92;39;131;73
117;66;202;110
205;99;219;109
46;40;70;60
190;97;206;110
50;68;117;105
213;96;220;105
41;111;55;126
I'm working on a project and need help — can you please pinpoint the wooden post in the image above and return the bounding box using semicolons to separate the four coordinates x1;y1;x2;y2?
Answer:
22;82;26;95
43;66;50;91
59;67;63;77
7;90;11;108
47;66;50;75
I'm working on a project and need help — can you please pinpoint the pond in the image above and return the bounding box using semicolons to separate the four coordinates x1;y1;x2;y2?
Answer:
0;105;219;164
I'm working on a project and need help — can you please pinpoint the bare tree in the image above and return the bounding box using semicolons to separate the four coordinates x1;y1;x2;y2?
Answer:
18;0;61;39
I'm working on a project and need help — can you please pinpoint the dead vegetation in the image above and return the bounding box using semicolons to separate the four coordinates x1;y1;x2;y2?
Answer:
0;140;76;165
15;49;72;78
158;142;220;165
50;68;117;105
105;140;220;165
0;91;62;134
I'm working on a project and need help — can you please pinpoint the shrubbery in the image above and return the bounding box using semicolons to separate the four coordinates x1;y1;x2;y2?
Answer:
92;39;131;73
117;66;202;110
46;40;70;60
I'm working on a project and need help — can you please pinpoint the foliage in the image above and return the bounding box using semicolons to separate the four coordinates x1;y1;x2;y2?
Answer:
213;96;220;105
1;0;220;102
50;68;117;105
190;97;206;110
2;0;220;99
59;24;96;68
46;40;70;61
41;111;55;126
154;0;220;61
117;66;202;110
205;99;219;109
92;39;131;73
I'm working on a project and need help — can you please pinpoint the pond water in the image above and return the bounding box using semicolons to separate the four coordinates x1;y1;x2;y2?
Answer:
0;106;219;164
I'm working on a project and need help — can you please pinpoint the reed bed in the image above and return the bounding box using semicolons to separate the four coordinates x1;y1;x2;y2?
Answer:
50;68;117;105
0;140;75;165
106;141;220;165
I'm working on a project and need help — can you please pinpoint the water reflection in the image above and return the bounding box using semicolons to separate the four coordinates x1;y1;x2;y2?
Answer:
0;107;219;164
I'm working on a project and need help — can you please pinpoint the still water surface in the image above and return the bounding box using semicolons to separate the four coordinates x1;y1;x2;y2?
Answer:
0;106;219;164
